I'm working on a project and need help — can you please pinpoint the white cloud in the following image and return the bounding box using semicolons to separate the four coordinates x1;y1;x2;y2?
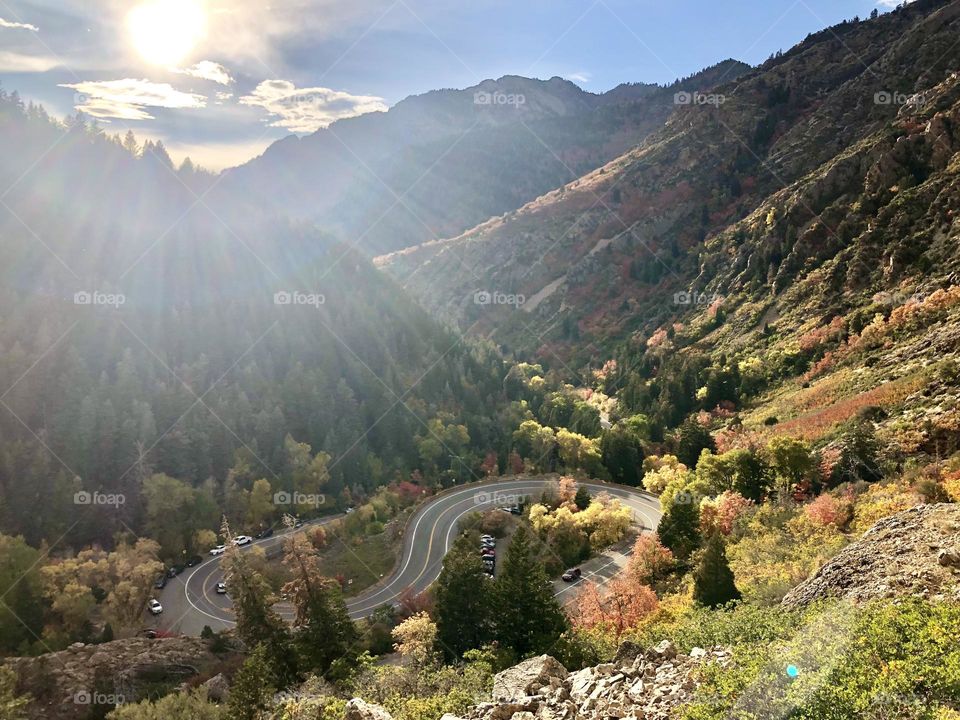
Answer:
239;79;387;133
0;17;39;31
565;71;592;84
59;78;207;120
876;0;915;5
0;51;58;72
215;91;234;104
174;60;234;86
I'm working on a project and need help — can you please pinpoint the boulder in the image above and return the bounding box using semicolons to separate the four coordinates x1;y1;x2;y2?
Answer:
345;698;394;720
493;655;568;702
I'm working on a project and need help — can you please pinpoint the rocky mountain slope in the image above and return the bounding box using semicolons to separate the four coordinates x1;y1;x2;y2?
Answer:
218;63;750;255
378;0;960;365
782;504;960;607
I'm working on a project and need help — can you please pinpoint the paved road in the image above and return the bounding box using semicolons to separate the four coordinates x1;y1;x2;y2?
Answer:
155;479;661;635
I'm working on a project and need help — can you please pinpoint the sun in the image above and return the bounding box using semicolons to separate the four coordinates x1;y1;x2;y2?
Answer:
127;0;207;67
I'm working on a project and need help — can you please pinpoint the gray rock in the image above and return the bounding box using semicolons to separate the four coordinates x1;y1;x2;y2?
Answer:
345;698;394;720
493;656;568;703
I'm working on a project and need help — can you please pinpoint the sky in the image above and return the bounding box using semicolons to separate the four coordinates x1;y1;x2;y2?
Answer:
0;0;906;171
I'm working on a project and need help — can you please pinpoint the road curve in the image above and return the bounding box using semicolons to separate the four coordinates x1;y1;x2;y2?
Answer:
160;479;661;635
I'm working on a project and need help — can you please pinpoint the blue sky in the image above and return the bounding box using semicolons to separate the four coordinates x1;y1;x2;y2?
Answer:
0;0;900;170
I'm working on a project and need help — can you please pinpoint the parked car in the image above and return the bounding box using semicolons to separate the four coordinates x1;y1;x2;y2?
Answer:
209;545;226;556
233;535;252;546
481;538;496;548
294;520;304;528
216;582;228;595
509;506;523;515
154;575;167;590
561;568;582;582
142;628;158;639
481;548;496;557
255;527;274;539
166;565;184;578
148;599;163;615
185;555;202;567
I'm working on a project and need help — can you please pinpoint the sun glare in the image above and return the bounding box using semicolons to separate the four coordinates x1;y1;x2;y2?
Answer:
128;0;207;66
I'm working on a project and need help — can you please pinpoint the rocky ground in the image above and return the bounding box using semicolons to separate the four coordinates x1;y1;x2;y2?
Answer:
4;636;237;720
782;503;960;607
347;646;732;720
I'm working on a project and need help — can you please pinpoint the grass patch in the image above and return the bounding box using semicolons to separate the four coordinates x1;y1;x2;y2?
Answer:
318;532;398;597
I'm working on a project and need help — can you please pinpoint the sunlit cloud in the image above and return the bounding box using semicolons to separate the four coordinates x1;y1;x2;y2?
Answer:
174;60;234;86
0;17;38;31
0;51;58;72
565;71;592;84
239;79;387;133
59;78;207;121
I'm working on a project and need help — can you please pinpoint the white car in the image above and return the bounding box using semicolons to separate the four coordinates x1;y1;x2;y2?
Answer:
148;599;163;615
233;535;252;546
216;582;228;595
209;545;226;556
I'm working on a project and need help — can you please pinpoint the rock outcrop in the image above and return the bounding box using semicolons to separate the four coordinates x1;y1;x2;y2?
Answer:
782;504;960;607
440;643;731;720
4;636;236;720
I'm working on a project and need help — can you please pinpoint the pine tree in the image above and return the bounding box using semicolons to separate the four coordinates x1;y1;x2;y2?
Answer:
282;532;357;672
228;644;276;720
657;499;701;561
693;532;741;608
675;419;716;469
221;522;298;686
434;534;493;658
574;486;592;511
493;526;567;657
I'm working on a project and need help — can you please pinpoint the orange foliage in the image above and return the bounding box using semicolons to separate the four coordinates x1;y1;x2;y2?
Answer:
805;493;853;529
774;375;927;441
700;492;754;535
568;577;659;639
626;534;674;585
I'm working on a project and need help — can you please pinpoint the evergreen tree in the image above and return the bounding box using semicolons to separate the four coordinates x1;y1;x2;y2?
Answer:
493;526;567;656
657;499;701;561
831;421;883;485
227;644;276;720
221;526;298;686
282;532;357;673
693;532;741;608
600;424;645;486
675;419;716;469
574;486;592;511
434;534;493;658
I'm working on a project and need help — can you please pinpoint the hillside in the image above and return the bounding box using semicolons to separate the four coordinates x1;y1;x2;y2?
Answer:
379;0;960;357
217;63;750;255
0;91;511;554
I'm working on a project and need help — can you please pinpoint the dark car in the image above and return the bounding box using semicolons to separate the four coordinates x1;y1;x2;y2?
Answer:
561;568;582;582
509;506;523;515
154;574;167;590
255;527;274;539
185;555;203;568
166;565;184;578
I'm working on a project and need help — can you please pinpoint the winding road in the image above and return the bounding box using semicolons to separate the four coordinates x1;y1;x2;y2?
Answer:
157;479;661;636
